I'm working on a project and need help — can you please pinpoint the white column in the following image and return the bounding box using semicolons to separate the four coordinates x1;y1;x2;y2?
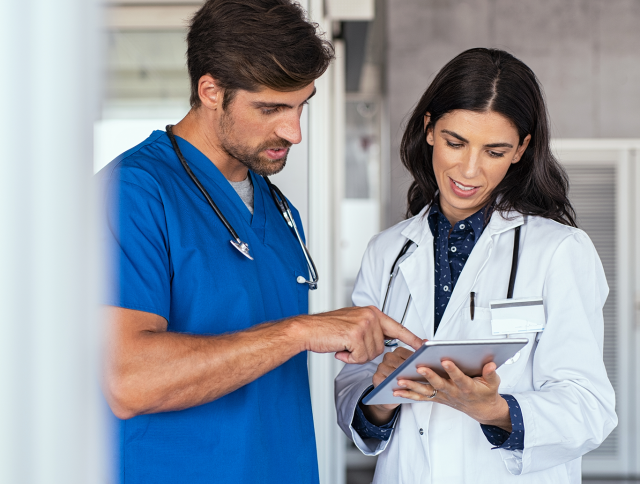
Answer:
0;1;106;483
307;0;347;481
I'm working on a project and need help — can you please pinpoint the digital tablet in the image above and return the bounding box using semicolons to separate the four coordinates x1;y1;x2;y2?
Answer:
362;338;529;406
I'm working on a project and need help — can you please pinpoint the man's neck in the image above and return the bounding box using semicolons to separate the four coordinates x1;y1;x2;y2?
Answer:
171;109;249;182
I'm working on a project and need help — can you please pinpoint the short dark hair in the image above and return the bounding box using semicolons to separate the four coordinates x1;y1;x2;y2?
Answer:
187;0;334;109
401;48;576;227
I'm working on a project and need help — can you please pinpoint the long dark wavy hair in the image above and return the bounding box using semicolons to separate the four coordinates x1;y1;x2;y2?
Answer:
401;48;577;227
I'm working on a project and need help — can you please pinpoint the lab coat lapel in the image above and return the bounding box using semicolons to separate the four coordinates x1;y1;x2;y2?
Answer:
436;211;524;339
398;207;436;338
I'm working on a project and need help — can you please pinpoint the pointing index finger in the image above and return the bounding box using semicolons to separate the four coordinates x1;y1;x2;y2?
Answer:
378;311;423;351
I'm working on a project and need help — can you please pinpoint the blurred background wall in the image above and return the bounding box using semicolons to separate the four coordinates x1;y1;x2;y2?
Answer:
386;0;640;225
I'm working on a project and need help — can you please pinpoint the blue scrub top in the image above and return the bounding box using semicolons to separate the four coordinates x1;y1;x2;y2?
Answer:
100;130;319;484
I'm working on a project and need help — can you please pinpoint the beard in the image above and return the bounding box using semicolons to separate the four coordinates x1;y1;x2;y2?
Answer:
219;111;292;177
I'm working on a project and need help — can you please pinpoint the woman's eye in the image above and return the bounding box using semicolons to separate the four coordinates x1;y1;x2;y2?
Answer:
446;140;463;149
488;151;505;158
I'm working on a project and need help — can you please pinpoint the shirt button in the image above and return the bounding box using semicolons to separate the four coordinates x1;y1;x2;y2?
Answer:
459;224;466;230
443;285;449;292
450;246;457;253
419;428;424;435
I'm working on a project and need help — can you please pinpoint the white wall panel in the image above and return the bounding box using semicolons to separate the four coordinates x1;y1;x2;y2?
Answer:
0;0;106;483
554;140;640;477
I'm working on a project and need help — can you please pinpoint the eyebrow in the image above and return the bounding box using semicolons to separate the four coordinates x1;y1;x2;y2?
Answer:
251;87;317;109
440;129;514;149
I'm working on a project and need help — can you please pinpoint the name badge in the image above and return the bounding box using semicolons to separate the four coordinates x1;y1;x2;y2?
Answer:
490;297;545;335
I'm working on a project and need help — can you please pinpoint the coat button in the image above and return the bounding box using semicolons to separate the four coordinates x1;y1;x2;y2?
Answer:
419;428;424;435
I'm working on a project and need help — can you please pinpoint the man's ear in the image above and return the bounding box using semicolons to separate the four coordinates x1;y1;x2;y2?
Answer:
198;74;222;110
424;113;434;146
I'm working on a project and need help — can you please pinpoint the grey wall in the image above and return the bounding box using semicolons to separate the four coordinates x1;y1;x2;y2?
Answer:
386;0;640;226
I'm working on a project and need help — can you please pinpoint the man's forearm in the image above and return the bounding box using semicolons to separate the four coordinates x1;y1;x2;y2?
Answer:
105;313;306;419
104;304;424;419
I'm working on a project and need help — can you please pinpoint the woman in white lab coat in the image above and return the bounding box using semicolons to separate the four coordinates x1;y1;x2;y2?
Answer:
335;48;617;483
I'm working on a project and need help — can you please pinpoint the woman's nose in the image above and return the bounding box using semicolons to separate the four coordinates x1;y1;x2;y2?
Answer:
460;150;481;178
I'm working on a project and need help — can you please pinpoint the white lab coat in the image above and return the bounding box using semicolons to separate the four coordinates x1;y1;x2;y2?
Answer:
335;206;617;484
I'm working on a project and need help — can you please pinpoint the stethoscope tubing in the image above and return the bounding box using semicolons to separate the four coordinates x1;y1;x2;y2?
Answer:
166;125;253;259
382;240;416;347
264;177;319;290
165;125;319;289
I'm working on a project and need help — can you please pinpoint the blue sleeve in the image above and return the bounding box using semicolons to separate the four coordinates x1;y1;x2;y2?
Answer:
104;176;171;321
351;386;400;441
480;394;525;450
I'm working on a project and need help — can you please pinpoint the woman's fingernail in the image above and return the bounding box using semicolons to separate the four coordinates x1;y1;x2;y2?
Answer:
397;381;407;388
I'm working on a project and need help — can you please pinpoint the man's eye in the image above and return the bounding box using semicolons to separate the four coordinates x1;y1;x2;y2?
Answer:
262;108;279;115
446;140;463;148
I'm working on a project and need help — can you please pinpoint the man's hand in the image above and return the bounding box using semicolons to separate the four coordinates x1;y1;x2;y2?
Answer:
393;360;512;431
293;306;423;364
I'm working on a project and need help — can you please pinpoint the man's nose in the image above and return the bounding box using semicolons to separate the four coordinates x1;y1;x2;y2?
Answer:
275;112;303;145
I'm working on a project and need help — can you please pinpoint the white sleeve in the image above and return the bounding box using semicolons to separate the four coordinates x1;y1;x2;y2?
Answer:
504;231;618;475
335;235;397;455
335;354;393;455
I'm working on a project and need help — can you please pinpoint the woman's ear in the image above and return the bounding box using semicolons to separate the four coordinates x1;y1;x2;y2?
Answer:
424;113;434;146
513;134;532;164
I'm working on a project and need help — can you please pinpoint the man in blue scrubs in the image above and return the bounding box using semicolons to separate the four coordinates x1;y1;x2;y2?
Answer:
100;1;422;483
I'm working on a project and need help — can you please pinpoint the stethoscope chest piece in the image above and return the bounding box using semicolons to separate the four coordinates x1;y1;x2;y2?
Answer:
230;240;253;260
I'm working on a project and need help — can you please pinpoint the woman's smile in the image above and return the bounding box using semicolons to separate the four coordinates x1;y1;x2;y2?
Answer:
449;177;480;197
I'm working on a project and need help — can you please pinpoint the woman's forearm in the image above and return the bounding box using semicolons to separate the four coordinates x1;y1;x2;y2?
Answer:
361;402;398;426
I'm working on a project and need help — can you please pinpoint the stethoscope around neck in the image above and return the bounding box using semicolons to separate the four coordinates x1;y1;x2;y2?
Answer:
382;223;521;346
165;125;319;290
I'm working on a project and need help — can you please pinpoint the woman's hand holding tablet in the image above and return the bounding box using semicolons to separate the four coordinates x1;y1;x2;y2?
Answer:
360;339;527;430
357;347;414;426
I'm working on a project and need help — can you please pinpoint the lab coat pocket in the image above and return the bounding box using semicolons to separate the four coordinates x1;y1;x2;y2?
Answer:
464;307;494;339
460;308;534;389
